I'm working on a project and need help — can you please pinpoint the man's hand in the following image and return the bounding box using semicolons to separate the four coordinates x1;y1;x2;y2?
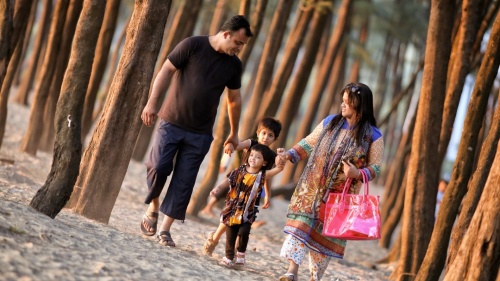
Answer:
224;143;235;156
141;103;157;127
224;134;239;151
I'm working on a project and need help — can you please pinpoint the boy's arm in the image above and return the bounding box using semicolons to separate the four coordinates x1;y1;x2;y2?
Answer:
224;139;252;156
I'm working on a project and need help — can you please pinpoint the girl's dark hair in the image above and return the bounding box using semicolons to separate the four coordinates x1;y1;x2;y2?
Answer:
248;144;275;171
220;15;253;37
327;82;377;143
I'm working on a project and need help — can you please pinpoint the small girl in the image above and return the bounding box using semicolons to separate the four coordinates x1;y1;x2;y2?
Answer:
218;144;285;268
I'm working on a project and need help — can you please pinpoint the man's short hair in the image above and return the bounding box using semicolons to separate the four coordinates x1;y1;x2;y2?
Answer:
220;15;253;37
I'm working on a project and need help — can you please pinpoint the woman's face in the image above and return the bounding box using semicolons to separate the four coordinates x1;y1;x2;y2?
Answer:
341;91;358;120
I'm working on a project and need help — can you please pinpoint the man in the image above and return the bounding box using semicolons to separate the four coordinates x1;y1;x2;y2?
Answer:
140;15;253;247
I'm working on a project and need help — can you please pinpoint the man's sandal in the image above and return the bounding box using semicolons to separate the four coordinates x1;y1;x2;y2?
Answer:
279;273;296;281
140;212;158;236
157;231;176;247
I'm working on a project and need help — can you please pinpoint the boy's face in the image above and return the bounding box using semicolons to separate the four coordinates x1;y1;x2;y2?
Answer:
257;128;276;146
248;150;266;170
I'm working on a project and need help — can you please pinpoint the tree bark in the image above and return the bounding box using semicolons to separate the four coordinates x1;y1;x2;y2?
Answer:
443;142;500;281
81;0;121;141
13;0;52;105
393;1;455;280
274;1;332;149
19;0;70;155
416;6;500;281
67;0;171;223
39;0;83;152
29;0;106;218
12;0;37;88
437;0;484;167
238;0;268;70
238;0;293;139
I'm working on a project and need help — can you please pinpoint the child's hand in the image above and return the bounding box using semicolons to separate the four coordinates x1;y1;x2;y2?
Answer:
276;148;287;168
224;143;234;156
210;187;219;197
262;196;270;209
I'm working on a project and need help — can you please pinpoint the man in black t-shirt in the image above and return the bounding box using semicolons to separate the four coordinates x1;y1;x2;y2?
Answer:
140;16;253;247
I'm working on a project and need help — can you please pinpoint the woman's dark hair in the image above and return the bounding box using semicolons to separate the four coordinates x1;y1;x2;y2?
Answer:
248;143;275;171
220;15;253;37
327;82;377;143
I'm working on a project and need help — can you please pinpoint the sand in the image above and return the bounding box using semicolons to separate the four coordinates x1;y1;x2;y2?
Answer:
0;102;393;281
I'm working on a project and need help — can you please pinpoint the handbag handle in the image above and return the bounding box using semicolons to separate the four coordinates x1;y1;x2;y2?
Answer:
340;169;370;202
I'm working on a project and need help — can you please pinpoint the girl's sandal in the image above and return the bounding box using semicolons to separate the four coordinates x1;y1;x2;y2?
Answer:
234;252;245;269
157;231;176;247
219;257;233;268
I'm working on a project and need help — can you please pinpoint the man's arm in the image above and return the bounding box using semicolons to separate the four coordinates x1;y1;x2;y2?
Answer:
224;88;242;148
141;59;177;127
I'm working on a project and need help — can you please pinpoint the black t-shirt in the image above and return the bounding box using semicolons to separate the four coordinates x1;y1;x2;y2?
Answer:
158;36;242;134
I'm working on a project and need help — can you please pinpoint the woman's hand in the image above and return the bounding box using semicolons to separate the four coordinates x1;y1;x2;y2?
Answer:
342;160;360;179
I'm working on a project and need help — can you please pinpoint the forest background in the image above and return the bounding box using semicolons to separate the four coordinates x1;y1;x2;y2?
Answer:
0;0;499;280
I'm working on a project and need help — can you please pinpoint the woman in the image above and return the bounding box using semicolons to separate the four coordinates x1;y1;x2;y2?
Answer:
278;83;384;281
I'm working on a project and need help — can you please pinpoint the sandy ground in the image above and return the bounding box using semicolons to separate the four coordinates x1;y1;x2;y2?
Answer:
0;102;394;281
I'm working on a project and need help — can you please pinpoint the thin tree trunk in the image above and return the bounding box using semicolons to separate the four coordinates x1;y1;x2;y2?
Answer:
238;0;293;139
67;0;171;223
0;9;29;148
374;34;393;117
13;0;52;105
416;6;500;281
209;0;227;35
238;0;268;70
275;1;332;149
29;0;106;218
12;0;38;87
90;17;129;127
39;0;83;152
81;0;121;140
446;90;500;268
19;0;70;155
257;3;314;123
443;142;500;281
393;1;455;280
347;13;369;83
379;176;406;249
437;0;484;167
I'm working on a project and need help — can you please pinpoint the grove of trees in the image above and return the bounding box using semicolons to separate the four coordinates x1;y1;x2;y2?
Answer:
0;0;498;280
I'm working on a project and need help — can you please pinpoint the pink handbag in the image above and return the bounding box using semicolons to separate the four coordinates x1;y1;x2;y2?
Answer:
321;169;381;240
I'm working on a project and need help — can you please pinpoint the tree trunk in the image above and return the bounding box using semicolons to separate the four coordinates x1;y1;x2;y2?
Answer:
447;79;500;267
416;6;500;281
238;0;268;70
209;0;227;35
131;0;202;162
347;14;369;83
0;6;29;148
256;3;314;123
443;142;500;281
67;0;171;223
374;34;393;117
274;1;332;149
80;0;121;140
437;0;484;167
19;0;70;155
12;0;38;88
29;0;106;218
90;17;129;127
238;0;293;139
13;0;52;105
393;1;455;280
39;0;83;152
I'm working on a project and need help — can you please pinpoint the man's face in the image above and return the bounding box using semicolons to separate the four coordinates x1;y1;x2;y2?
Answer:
223;28;249;56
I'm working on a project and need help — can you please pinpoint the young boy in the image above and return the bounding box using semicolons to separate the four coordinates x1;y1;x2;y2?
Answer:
201;117;282;256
